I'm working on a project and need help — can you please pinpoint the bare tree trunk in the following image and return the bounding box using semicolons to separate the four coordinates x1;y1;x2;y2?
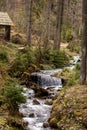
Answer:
80;0;87;84
26;0;33;46
53;0;64;50
44;0;51;49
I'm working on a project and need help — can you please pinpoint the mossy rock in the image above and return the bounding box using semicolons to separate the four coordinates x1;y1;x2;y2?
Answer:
33;99;40;105
49;117;58;128
44;100;53;105
31;84;49;97
11;34;27;45
43;122;49;128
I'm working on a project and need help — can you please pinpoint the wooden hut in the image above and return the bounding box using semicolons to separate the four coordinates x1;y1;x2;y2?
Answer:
0;12;13;41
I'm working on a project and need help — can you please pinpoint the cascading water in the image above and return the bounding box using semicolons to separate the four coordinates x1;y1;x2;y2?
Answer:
19;88;52;130
19;56;80;130
31;72;62;87
19;72;62;130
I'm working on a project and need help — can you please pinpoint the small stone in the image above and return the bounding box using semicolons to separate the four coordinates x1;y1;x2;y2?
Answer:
45;100;53;105
22;105;27;108
29;113;35;117
25;121;29;126
33;99;40;105
43;122;49;128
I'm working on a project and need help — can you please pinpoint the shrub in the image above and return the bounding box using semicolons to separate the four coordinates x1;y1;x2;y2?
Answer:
4;82;26;111
65;69;80;87
74;64;80;81
35;47;51;64
60;65;80;87
50;50;69;68
64;28;73;42
34;47;70;69
9;48;35;77
0;50;8;62
66;78;76;86
75;63;80;70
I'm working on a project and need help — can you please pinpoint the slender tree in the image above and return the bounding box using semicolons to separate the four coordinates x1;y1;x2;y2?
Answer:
26;0;33;46
44;0;51;48
80;0;87;84
53;0;64;50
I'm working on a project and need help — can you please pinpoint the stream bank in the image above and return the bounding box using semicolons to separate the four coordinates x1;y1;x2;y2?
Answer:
49;85;87;130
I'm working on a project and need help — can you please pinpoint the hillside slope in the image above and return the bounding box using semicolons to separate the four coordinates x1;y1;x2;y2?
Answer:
49;84;87;130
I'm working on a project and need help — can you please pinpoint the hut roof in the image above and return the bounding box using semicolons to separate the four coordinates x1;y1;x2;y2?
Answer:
0;12;13;26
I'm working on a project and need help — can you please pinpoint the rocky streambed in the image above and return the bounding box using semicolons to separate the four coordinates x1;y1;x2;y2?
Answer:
19;56;80;130
19;71;62;130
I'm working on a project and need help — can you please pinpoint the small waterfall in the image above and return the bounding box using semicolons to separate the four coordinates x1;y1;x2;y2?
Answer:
30;72;62;87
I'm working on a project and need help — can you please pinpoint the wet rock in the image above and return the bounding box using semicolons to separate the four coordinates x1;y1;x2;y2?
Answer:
43;122;49;128
29;113;35;117
45;100;53;105
61;78;67;86
33;99;40;105
36;88;49;97
49;117;58;128
22;105;27;108
31;84;49;97
25;121;29;126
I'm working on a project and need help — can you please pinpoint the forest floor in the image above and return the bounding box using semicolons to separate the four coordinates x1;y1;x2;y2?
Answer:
49;84;87;130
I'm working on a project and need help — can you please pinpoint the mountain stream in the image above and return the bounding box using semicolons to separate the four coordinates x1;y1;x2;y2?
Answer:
19;56;80;130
